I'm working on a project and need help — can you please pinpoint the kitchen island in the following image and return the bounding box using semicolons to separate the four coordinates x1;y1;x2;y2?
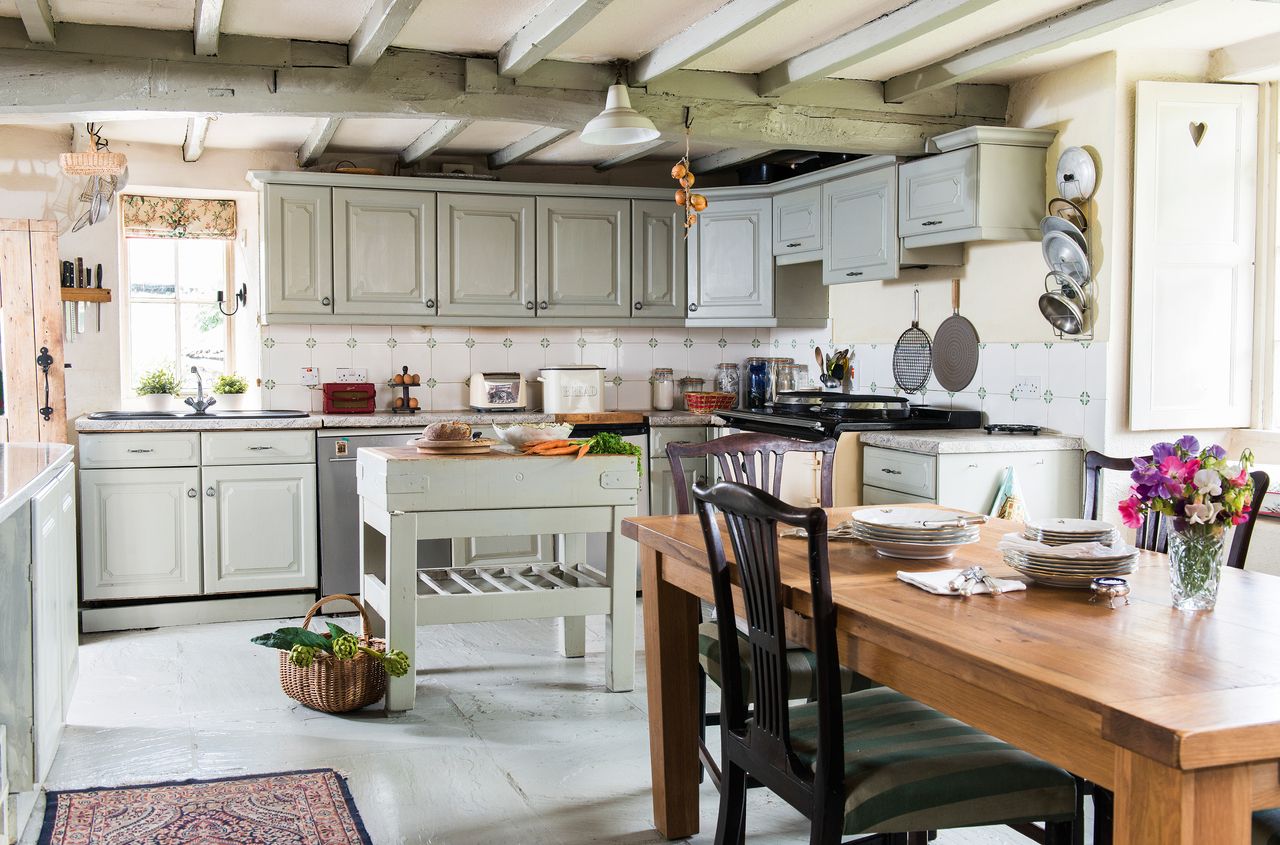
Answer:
357;445;640;710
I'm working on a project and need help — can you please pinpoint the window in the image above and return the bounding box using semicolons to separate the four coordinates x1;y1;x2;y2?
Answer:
124;237;236;391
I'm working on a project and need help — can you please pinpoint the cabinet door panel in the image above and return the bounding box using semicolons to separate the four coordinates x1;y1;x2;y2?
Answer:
202;464;318;594
333;188;436;316
773;185;822;255
823;167;897;283
451;534;554;567
898;147;977;237
937;450;1082;521
689;198;773;319
31;465;75;782
80;468;201;600
537;197;630;318
630;200;687;318
437;193;536;318
264;184;333;315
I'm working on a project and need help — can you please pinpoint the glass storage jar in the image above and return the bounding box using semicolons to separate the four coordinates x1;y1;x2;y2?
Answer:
746;358;770;409
651;368;674;411
677;376;705;410
713;363;740;408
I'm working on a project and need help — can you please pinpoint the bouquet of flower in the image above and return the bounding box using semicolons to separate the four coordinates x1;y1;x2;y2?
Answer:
1119;435;1255;531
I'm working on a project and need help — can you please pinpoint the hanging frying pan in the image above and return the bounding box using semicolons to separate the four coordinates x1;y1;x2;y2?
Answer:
892;288;932;394
932;278;980;392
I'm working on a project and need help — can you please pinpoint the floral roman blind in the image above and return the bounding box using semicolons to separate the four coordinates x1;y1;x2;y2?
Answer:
121;195;237;239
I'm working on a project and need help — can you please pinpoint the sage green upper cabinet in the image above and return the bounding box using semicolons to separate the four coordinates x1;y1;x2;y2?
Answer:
772;185;822;258
630;200;686;319
263;183;333;316
898;147;977;240
536;197;630;319
687;197;773;321
333;188;437;317
437;193;536;319
823;165;898;284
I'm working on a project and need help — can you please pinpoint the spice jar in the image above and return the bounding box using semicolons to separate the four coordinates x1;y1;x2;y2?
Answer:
677;376;704;409
713;363;740;408
651;368;674;411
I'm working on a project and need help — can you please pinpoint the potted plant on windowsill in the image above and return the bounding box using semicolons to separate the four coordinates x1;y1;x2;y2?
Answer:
136;367;180;412
212;373;250;410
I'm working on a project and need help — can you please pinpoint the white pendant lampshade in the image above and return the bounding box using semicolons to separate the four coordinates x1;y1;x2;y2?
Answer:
580;83;660;146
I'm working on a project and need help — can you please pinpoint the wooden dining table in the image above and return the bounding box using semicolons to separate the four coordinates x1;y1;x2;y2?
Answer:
622;506;1280;844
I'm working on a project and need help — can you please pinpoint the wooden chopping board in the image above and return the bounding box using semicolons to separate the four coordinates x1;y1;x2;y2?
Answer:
555;412;644;424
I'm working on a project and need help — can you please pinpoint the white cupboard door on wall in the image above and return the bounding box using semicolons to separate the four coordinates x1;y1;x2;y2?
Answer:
688;198;773;320
897;147;978;238
773;185;822;255
437;193;536;318
631;200;687;318
1131;81;1258;430
264;184;333;316
80;468;202;601
823;166;898;284
333;188;436;316
202;464;318;594
537;197;630;319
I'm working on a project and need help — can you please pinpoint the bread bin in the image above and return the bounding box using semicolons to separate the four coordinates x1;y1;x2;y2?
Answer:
538;365;605;413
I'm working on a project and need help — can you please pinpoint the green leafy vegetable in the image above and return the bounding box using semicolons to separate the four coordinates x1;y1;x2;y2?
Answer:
586;432;642;473
251;626;333;653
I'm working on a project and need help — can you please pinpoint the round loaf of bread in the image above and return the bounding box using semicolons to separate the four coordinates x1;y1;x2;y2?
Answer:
424;421;471;441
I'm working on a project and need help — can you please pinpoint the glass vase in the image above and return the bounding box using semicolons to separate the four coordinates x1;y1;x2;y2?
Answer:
1167;524;1232;611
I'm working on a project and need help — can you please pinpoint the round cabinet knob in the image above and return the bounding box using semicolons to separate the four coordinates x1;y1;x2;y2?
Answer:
688;303;699;312
206;487;215;497
187;488;197;498
425;298;436;309
538;300;548;310
633;301;643;311
526;301;535;310
321;296;332;306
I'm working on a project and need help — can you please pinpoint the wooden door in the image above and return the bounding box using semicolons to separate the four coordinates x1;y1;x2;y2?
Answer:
30;464;75;781
0;219;65;443
773;185;822;255
536;197;630;318
630;200;687;319
80;467;202;600
264;184;333;316
688;198;773;320
437;193;536;318
333;188;437;317
823;166;898;284
201;463;318;594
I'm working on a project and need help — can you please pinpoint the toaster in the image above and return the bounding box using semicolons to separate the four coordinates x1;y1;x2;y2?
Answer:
322;382;376;414
469;371;528;411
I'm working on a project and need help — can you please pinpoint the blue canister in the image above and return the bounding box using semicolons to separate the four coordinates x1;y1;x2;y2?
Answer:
746;357;770;409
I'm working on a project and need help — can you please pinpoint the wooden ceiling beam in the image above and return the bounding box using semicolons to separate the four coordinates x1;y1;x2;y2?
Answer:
691;148;774;173
488;126;573;169
498;0;614;78
1210;32;1280;82
630;0;800;86
885;0;1198;102
297;117;341;166
400;118;471;164
193;0;225;56
182;115;212;162
758;0;1001;97
593;139;672;171
15;0;55;44
348;0;425;67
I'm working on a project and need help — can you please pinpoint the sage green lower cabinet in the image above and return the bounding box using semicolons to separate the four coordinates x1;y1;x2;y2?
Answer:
536;197;630;319
437;192;536;318
630;200;687;318
333;188;437;317
263;183;333;316
451;534;555;567
687;197;774;321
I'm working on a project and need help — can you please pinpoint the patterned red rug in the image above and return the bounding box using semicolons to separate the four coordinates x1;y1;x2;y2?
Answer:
38;768;372;845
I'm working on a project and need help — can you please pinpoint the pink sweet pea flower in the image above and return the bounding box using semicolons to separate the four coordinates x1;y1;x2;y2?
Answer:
1232;467;1249;487
1232;508;1250;525
1119;496;1143;529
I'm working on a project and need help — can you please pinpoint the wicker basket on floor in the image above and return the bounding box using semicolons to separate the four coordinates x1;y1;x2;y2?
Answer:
278;594;388;713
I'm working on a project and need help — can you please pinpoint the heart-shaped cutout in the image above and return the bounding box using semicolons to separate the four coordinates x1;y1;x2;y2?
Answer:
1189;121;1207;147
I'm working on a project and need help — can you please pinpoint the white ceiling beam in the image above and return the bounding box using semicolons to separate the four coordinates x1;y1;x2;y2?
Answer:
885;0;1198;102
182;115;212;162
297;117;341;166
193;0;224;56
348;0;425;67
691;148;774;173
400;118;471;164
630;0;801;86
15;0;55;43
593;139;673;171
498;0;614;78
758;0;1001;97
488;126;573;169
1210;32;1280;82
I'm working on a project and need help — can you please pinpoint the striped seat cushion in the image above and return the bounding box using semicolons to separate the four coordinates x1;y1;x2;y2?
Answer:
697;620;871;708
1253;809;1280;844
783;687;1077;835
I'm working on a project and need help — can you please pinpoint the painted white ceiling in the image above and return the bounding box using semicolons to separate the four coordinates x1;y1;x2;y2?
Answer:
394;0;549;54
221;0;373;42
551;0;728;63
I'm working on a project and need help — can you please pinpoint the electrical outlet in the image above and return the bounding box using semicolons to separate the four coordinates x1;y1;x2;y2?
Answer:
300;367;319;386
335;368;367;383
1011;376;1042;399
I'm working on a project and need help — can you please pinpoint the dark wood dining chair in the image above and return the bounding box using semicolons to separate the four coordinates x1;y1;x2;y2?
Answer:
692;479;1080;845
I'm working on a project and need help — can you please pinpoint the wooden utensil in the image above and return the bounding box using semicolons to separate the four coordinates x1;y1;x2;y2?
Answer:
891;288;932;394
932;278;980;392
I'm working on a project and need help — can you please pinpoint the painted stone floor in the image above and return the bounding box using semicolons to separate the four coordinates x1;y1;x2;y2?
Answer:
24;604;1063;844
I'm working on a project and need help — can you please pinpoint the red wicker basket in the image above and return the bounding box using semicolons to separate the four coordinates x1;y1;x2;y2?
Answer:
684;391;736;414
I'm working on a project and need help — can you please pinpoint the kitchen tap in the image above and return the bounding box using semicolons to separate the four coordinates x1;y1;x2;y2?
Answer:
184;366;216;415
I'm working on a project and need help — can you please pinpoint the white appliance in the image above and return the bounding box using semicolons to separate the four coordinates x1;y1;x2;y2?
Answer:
539;365;605;414
469;371;528;411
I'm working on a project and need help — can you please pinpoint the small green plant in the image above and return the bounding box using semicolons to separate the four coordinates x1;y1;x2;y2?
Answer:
136;367;180;397
213;373;249;395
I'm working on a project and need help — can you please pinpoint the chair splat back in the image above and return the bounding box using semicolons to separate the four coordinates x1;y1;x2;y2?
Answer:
667;433;836;515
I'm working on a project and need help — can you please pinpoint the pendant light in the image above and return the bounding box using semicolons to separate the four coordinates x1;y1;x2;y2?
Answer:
580;64;660;146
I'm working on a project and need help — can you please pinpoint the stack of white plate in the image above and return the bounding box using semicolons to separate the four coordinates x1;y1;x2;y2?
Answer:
850;508;984;561
1023;518;1118;547
1003;546;1138;588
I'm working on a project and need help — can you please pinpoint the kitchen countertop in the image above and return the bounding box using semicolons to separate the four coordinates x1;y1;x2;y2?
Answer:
75;416;322;432
859;429;1085;455
76;410;718;432
0;443;75;523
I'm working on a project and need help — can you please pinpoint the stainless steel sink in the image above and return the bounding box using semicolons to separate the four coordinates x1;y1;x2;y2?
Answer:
88;409;309;421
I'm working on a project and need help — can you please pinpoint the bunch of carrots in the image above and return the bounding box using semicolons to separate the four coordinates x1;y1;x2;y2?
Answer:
520;439;591;459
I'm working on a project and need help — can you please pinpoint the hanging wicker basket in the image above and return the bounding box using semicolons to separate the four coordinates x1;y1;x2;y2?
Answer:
278;594;388;713
59;151;128;177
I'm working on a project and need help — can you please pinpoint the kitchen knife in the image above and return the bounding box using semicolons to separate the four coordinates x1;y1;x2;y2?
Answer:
95;263;103;331
75;257;86;333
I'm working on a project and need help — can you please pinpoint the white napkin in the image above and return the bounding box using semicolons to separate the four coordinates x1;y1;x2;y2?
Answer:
997;532;1138;559
896;569;1027;596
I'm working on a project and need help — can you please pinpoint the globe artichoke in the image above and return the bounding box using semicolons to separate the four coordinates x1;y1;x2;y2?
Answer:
288;644;317;668
332;633;359;660
382;649;410;678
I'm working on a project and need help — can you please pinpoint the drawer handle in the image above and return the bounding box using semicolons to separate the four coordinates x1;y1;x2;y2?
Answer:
880;467;902;475
921;220;944;227
538;300;548;310
785;242;802;248
206;486;215;497
846;271;863;277
187;488;197;498
246;445;275;451
526;300;535;310
126;448;154;454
